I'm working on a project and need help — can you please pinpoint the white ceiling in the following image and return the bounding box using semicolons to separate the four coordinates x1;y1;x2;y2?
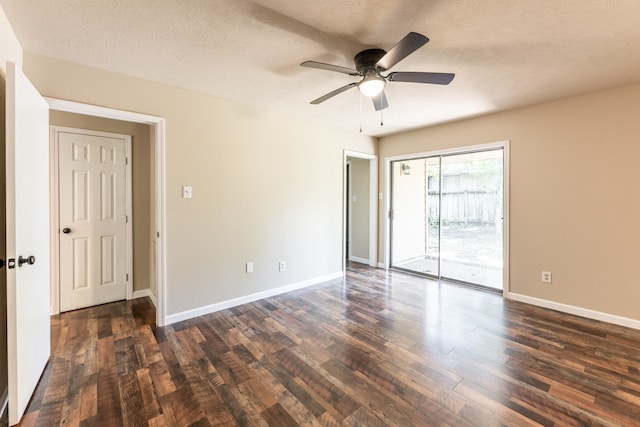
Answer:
2;0;640;137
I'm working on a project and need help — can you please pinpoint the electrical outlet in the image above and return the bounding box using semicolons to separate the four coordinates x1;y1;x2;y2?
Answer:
279;261;286;272
246;262;253;273
541;271;552;283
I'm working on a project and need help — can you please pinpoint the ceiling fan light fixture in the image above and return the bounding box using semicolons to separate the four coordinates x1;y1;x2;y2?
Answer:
302;32;454;110
358;72;386;97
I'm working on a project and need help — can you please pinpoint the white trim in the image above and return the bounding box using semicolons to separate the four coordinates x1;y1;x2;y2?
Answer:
133;289;157;307
45;98;167;326
383;159;391;268
46;98;160;124
49;126;59;315
50;127;133;312
343;150;378;271
383;141;509;163
506;292;640;330
348;256;370;265
383;140;510;295
125;138;133;299
377;262;386;269
368;156;379;267
346;160;353;260
502;141;511;293
166;271;344;325
155;119;167;326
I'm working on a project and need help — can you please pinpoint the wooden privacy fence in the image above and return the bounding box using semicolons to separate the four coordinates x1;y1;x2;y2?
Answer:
428;190;501;225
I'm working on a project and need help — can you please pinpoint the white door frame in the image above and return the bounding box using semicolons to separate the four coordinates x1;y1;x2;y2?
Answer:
383;140;510;293
51;126;133;313
46;97;168;326
346;160;352;261
343;150;378;271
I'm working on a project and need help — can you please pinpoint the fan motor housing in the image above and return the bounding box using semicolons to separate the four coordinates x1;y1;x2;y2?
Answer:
354;49;387;73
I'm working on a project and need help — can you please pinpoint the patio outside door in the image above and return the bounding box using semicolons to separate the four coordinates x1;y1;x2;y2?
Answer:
390;148;504;290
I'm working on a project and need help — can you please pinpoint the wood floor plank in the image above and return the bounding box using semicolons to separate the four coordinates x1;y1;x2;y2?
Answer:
118;371;147;427
96;367;123;425
58;362;84;426
79;373;98;421
260;402;298;426
159;385;209;426
273;347;360;420
11;265;640;426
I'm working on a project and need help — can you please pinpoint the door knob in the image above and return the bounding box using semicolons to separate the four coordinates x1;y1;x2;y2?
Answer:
62;228;71;234
18;255;36;267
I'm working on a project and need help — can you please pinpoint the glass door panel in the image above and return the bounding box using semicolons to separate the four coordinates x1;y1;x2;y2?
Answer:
390;157;440;276
439;150;503;289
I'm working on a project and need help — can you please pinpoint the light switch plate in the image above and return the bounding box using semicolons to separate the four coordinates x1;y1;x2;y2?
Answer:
182;186;192;199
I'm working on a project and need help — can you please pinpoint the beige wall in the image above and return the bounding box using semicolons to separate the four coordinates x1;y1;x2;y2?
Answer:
24;52;376;316
349;158;370;261
0;5;21;75
379;83;640;321
0;3;22;403
49;111;153;293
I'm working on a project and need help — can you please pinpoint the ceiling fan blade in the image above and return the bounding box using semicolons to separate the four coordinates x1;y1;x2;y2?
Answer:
310;82;357;104
301;61;359;76
376;32;429;70
372;91;389;111
387;72;455;85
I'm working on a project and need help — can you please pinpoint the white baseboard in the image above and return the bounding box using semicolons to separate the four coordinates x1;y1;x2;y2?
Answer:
506;292;640;330
133;289;158;307
1;387;7;424
377;262;387;269
166;271;344;325
348;256;369;265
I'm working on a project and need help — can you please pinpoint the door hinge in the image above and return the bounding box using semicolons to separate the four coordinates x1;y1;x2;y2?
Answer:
126;273;129;281
157;231;160;238
126;215;129;223
125;157;128;165
388;209;393;220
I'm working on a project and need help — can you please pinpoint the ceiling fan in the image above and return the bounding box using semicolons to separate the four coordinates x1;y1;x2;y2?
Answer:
301;32;454;111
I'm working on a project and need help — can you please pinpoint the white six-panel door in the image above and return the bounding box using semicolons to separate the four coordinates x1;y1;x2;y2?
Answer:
58;129;129;312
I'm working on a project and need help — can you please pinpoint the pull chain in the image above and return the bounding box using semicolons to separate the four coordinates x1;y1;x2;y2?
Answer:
380;108;384;127
359;92;363;133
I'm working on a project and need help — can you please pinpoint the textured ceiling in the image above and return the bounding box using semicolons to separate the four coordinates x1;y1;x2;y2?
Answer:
2;0;640;136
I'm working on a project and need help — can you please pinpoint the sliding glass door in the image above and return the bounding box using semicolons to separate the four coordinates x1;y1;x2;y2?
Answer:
390;148;504;290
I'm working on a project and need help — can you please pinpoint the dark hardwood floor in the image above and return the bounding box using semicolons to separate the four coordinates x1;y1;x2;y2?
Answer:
10;263;640;426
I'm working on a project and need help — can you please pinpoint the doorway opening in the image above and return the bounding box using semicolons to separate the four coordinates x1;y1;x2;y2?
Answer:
343;151;378;270
46;98;167;326
388;144;508;292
